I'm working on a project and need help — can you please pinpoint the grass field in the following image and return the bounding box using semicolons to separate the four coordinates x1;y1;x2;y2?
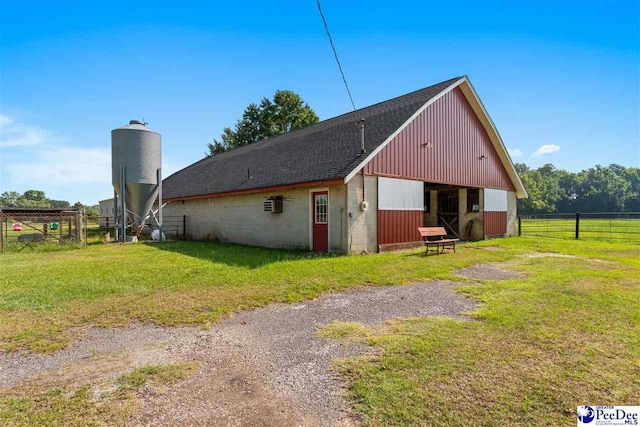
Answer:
520;217;640;240
320;239;640;425
1;237;639;425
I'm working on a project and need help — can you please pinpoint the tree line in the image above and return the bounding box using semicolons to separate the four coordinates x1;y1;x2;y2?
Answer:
516;163;640;214
0;190;99;216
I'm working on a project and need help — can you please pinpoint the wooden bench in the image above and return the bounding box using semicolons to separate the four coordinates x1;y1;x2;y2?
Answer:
418;227;459;255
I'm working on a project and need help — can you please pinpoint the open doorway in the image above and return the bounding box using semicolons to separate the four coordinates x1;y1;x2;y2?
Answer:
437;189;459;237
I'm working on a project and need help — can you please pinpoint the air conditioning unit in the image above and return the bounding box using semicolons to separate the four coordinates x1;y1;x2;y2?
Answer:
263;196;283;213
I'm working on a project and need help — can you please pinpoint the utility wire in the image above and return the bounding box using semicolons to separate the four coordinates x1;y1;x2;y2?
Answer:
316;0;356;111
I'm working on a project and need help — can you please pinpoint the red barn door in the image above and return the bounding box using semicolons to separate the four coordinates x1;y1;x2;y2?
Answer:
312;191;328;252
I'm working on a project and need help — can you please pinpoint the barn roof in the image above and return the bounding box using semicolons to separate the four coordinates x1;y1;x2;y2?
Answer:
162;77;464;200
163;76;527;200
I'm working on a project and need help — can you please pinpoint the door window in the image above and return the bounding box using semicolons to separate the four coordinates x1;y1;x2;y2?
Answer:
315;194;327;224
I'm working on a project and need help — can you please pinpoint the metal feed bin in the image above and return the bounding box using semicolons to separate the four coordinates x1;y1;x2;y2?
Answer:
111;120;163;241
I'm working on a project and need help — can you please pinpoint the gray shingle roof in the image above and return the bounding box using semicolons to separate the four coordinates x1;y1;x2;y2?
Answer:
163;77;462;200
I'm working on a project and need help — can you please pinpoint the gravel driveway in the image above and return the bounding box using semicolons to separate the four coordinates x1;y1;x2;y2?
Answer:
1;280;476;426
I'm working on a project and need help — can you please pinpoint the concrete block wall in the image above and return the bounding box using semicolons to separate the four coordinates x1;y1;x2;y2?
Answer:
458;188;484;240
327;184;347;252
163;184;346;252
346;174;378;253
506;190;517;236
424;191;438;226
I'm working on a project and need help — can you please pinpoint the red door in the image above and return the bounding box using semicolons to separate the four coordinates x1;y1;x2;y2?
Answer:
312;191;328;252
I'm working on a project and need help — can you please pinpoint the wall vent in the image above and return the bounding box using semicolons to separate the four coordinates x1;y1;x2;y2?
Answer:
263;196;283;213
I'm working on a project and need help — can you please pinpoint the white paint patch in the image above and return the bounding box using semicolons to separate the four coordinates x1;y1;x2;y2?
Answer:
378;177;423;211
484;188;507;212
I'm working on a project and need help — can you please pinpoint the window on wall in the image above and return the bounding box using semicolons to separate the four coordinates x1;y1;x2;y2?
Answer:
424;190;430;213
467;188;480;213
315;194;327;224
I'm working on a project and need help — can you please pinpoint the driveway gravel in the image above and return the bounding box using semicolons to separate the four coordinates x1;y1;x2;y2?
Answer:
1;280;476;426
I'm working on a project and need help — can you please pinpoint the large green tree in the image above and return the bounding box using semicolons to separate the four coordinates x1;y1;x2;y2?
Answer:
206;90;319;156
574;165;631;212
0;191;21;207
515;163;564;213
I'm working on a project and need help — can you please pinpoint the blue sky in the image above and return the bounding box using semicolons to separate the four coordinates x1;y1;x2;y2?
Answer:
1;0;638;204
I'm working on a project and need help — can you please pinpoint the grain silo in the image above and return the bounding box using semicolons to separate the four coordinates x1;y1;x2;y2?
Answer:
111;120;163;241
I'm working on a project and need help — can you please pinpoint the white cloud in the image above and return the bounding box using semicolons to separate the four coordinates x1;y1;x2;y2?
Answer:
507;148;523;157
0;114;13;127
5;146;112;185
0;114;51;148
532;144;560;157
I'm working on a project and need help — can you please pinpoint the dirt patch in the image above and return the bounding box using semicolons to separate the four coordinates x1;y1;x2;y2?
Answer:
456;263;526;280
523;252;581;259
471;245;503;251
522;252;610;264
1;281;475;426
0;325;195;391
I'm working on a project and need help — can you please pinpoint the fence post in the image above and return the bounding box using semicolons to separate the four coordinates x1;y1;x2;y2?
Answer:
575;212;580;240
182;215;186;238
518;216;522;237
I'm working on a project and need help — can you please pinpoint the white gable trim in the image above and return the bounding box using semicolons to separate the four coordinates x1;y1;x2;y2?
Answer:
343;77;528;199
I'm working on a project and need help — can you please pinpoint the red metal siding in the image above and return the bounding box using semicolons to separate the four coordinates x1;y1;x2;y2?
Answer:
484;211;507;236
364;87;515;191
377;210;423;245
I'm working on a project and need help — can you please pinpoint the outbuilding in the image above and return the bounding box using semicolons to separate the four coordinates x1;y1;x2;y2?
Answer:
162;76;527;253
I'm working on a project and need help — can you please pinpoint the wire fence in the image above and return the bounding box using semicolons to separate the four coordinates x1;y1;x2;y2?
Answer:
90;215;188;239
519;212;640;241
0;208;87;253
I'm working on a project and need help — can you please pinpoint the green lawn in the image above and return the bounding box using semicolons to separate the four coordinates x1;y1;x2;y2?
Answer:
1;237;639;425
321;238;640;425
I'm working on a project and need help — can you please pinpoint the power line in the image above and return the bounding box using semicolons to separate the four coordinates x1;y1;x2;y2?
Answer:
316;0;356;111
